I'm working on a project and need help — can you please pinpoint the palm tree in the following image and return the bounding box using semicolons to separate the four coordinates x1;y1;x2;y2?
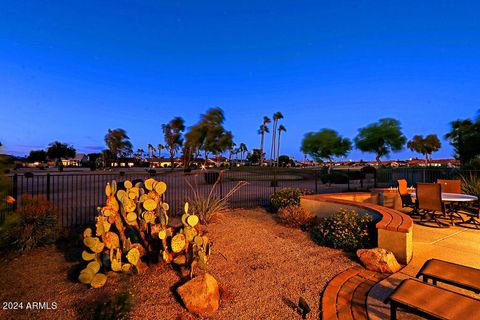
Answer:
276;125;286;166
147;144;157;158
136;148;144;160
157;144;164;158
238;143;248;164
270;112;284;165
258;116;270;166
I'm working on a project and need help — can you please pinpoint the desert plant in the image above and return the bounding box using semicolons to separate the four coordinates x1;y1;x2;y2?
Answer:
78;178;214;288
311;209;373;251
277;205;314;228
270;188;306;212
6;195;58;252
93;290;134;320
460;172;480;197
186;174;247;224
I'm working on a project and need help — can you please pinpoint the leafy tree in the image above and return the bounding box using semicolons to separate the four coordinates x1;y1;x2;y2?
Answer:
354;118;406;163
87;153;102;169
162;117;185;169
104;129;133;161
246;148;264;164
276;125;286;166
407;134;441;163
27;150;47;163
301;129;352;163
270;112;284;164
184;108;232;165
47;141;76;168
135;148;144;160
278;155;293;167
445;117;480;165
258;116;270;166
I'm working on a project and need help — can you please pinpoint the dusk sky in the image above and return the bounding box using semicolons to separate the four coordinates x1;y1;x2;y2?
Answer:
0;1;479;160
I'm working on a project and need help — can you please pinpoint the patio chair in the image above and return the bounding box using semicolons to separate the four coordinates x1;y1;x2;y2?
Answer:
458;202;480;229
436;179;465;223
416;183;448;227
416;258;480;294
397;179;416;210
384;279;480;320
436;179;462;194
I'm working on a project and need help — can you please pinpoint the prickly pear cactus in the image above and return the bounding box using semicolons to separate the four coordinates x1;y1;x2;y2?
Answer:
78;178;213;289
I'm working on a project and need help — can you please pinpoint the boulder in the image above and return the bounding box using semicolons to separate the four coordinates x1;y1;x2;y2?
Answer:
356;248;402;273
177;273;220;315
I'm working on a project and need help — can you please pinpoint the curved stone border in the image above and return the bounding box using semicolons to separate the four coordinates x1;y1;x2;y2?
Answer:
300;193;413;263
321;266;389;320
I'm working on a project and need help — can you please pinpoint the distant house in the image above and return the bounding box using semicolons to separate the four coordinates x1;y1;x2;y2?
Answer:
147;157;181;168
62;153;89;167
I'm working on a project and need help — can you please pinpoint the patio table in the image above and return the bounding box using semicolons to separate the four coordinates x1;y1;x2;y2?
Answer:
411;192;478;202
411;192;478;226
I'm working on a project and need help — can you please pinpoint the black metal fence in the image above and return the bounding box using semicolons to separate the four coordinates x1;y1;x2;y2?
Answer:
1;167;478;227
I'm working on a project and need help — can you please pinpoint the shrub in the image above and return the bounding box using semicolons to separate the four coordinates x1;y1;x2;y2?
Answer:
320;172;349;184
6;195;59;252
460;172;480;197
270;188;306;212
187;175;247;224
311;209;373;251
93;290;133;320
278;205;314;228
204;171;220;184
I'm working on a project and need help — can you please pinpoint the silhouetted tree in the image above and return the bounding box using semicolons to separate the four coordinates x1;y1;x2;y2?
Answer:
407;134;441;163
301;129;351;163
258;116;270;166
27;150;47;163
445;116;480;165
162;117;185;169
354;118;406;163
104;129;133;163
47;141;76;169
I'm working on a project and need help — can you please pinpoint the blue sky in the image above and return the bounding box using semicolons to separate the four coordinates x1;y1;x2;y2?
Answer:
0;1;479;160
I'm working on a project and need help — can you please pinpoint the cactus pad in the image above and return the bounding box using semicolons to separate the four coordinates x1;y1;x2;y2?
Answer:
143;211;155;224
187;214;199;227
126;212;137;223
124;180;132;189
111;259;122;272
184;226;197;241
194;235;203;246
126;248;140;266
79;268;95;284
82;250;96;261
158;229;167;240
143;199;157;211
173;255;186;265
104;232;120;249
162;203;169;211
154;181;167;195
105;183;112;197
83;228;92;238
91;273;107;288
184;202;189;214
171;234;186;253
92;241;105;253
87;261;101;273
144;178;156;190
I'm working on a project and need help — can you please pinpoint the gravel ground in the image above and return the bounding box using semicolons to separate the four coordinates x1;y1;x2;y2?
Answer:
0;208;358;320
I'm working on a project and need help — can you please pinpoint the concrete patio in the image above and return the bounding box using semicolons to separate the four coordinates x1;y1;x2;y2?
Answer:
367;215;480;319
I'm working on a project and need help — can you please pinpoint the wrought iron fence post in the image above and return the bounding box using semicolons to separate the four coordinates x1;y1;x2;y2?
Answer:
347;168;350;191
314;170;318;193
12;174;18;211
46;173;51;201
273;168;277;193
219;171;223;199
374;169;377;188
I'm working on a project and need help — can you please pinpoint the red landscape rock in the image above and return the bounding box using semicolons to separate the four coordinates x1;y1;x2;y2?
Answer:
356;248;402;273
177;273;220;315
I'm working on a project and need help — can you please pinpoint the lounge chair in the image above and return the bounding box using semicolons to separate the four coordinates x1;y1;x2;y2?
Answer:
385;279;480;320
416;183;448;227
416;258;480;294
